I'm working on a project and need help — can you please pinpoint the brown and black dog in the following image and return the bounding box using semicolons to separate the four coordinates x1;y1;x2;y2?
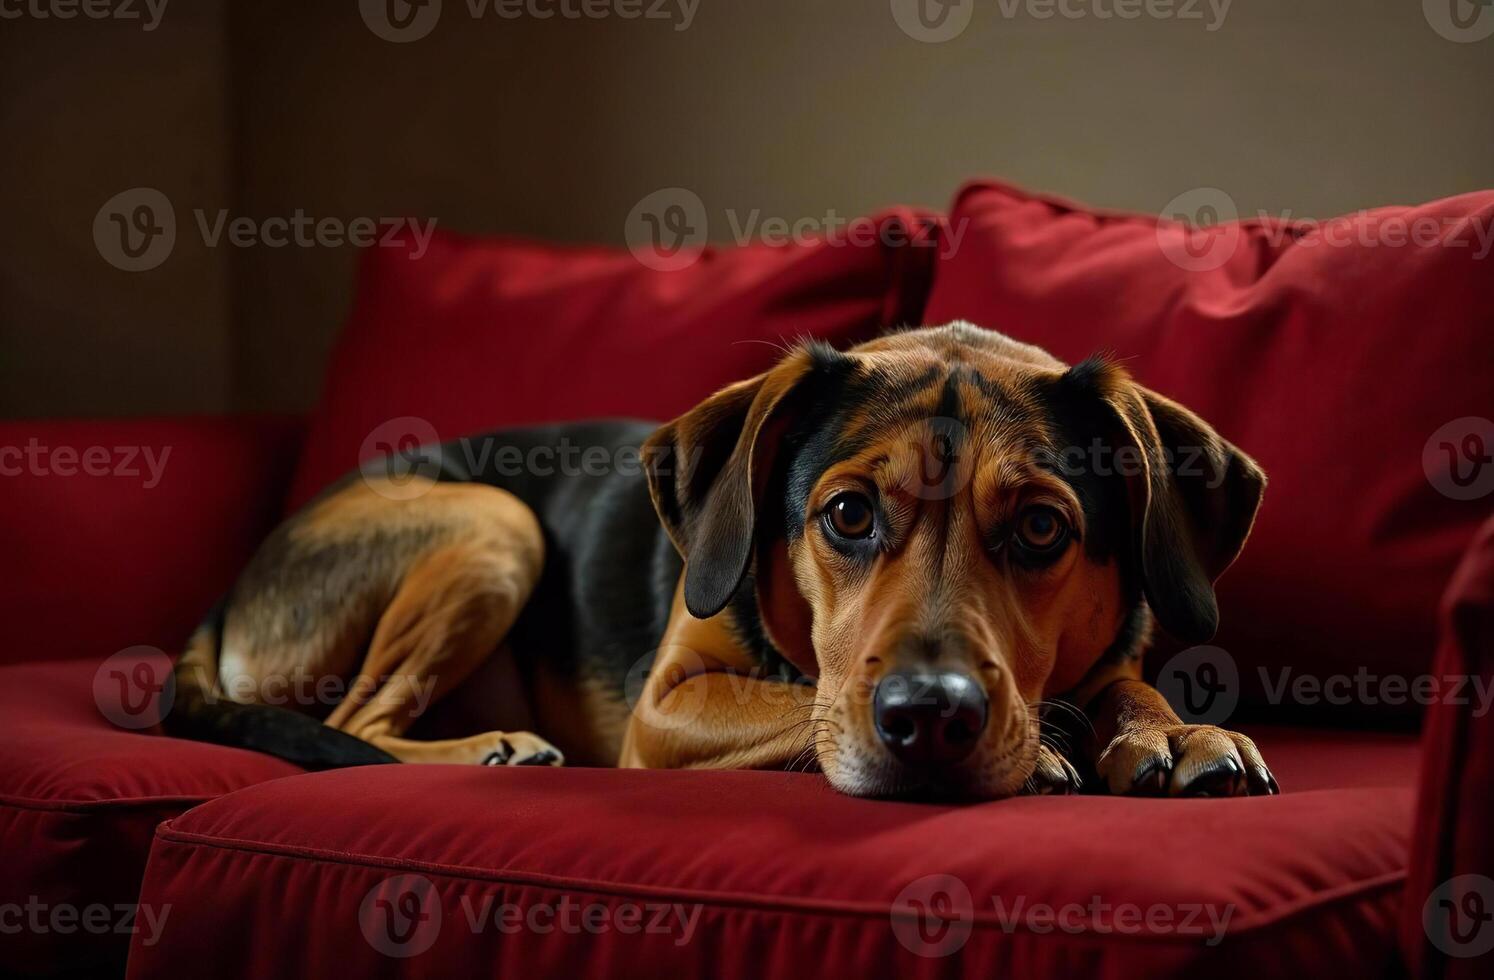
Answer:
170;321;1276;799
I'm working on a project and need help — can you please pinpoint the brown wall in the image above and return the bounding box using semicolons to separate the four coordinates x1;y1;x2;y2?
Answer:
3;0;1491;418
0;2;233;417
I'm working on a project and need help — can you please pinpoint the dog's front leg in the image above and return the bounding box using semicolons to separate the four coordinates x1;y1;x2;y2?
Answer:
1088;678;1279;797
618;667;819;771
617;580;822;771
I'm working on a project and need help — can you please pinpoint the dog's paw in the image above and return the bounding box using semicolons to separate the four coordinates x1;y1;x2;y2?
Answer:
1096;725;1278;797
1024;742;1082;795
481;732;565;768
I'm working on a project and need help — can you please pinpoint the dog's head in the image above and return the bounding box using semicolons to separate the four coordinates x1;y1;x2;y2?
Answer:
644;322;1264;798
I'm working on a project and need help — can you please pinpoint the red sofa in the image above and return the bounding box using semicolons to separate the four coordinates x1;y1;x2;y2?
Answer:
2;183;1491;979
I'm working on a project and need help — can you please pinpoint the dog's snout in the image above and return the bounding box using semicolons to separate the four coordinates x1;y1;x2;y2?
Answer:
873;670;989;765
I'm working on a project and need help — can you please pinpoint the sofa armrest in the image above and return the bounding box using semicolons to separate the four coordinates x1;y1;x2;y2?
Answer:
0;416;304;666
1402;513;1494;979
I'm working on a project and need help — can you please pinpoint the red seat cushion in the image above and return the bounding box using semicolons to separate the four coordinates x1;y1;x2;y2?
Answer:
924;180;1494;721
289;212;940;507
0;657;300;976
126;727;1416;980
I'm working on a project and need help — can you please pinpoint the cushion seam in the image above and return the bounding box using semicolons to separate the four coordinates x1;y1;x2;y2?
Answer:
0;793;212;814
153;825;1405;941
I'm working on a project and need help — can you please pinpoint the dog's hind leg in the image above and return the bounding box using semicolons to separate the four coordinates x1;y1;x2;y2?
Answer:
322;484;562;766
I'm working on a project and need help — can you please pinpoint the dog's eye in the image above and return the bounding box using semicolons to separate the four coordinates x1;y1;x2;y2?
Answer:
1014;505;1069;554
824;492;875;540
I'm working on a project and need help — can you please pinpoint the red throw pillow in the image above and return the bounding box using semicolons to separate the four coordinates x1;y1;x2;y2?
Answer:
289;210;939;506
925;179;1494;721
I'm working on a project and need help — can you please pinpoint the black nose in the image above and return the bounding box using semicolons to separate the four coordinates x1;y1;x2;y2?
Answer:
873;670;989;765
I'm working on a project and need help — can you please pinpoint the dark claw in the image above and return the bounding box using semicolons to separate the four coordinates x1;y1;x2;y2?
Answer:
1132;757;1172;796
514;749;560;767
482;739;515;766
1040;755;1081;795
1178;756;1244;798
1246;765;1279;796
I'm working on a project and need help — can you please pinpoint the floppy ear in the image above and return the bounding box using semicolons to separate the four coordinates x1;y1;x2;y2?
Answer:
1064;360;1266;644
643;348;816;620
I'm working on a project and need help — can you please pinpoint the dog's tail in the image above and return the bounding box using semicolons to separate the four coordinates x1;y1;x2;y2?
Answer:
164;601;398;769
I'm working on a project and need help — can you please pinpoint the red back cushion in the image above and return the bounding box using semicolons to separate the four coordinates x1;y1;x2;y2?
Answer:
289;211;938;507
925;180;1494;720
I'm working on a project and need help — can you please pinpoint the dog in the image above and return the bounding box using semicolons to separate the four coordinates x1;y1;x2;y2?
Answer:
168;321;1276;800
